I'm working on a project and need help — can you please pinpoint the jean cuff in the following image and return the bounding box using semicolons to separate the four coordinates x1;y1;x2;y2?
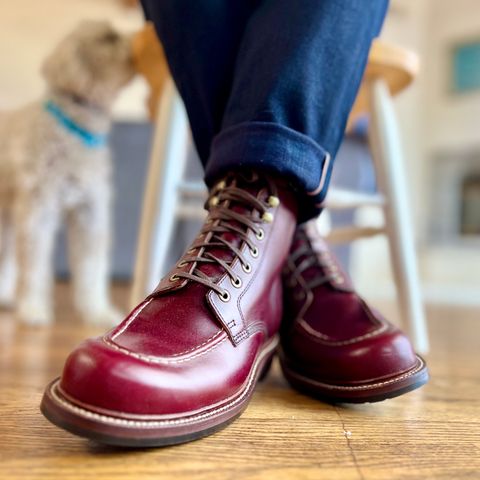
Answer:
204;121;332;222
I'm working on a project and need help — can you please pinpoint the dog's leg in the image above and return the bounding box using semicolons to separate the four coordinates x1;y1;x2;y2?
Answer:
15;195;60;325
67;190;122;326
0;208;17;308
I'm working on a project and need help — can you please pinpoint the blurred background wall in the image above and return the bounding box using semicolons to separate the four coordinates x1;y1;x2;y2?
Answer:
0;0;478;305
0;0;147;118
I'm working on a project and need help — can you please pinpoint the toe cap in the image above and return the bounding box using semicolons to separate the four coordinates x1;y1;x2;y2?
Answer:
59;333;260;416
286;323;419;384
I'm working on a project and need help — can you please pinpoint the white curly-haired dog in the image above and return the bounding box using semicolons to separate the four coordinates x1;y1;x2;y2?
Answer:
0;20;135;325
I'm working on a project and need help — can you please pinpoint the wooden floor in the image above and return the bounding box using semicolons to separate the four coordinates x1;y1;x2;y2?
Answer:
1;283;479;480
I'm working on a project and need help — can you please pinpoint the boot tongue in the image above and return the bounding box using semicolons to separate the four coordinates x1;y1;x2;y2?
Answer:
195;176;266;281
293;226;350;286
291;227;330;283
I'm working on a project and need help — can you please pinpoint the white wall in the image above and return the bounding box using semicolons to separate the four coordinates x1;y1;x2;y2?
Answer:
0;0;148;120
425;0;480;151
421;0;480;304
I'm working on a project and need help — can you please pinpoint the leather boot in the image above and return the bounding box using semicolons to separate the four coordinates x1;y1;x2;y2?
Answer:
279;220;428;403
41;172;297;446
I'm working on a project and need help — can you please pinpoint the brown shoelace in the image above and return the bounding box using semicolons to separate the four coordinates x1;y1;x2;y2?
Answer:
287;229;343;290
171;174;280;300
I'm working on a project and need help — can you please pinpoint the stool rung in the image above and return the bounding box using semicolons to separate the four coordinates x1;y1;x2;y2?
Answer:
325;188;385;209
326;225;385;244
177;181;207;198
175;204;206;220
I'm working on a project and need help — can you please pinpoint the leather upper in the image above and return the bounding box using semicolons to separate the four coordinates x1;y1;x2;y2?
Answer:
281;221;418;385
59;173;297;416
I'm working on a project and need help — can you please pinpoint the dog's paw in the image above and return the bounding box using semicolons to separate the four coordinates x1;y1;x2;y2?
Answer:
80;305;124;327
16;304;53;326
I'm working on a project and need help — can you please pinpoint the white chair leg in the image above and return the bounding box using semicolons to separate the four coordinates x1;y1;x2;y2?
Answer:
367;78;429;354
316;209;333;237
130;81;190;308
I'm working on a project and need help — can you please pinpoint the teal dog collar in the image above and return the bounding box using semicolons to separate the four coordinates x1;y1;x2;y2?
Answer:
44;100;108;148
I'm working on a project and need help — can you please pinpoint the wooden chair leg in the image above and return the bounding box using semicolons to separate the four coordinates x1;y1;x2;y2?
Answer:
130;80;190;308
367;78;429;354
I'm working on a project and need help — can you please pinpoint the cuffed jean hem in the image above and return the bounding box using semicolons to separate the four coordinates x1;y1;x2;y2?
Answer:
204;121;333;223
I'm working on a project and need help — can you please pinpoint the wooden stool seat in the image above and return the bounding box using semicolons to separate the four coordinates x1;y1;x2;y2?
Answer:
367;41;419;94
348;40;419;128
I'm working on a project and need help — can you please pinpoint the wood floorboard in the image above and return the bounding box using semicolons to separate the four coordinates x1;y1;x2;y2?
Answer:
0;282;479;480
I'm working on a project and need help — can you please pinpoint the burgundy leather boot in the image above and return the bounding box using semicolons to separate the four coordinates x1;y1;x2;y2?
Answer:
41;172;297;446
279;221;428;403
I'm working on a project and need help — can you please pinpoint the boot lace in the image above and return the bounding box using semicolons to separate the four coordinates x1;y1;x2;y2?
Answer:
171;174;280;300
286;228;343;291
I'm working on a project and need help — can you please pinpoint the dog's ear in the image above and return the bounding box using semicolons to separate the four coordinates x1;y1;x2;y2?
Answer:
41;30;92;96
41;20;133;108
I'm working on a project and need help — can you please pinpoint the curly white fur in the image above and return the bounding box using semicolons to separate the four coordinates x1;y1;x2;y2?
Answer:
0;20;135;325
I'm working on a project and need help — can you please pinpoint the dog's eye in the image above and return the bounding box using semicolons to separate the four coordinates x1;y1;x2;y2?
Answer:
99;31;120;43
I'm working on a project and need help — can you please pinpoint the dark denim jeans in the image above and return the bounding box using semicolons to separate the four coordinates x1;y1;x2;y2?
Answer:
141;0;389;222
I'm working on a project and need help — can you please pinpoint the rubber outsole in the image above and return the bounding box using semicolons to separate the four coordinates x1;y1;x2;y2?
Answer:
279;353;429;404
40;396;241;448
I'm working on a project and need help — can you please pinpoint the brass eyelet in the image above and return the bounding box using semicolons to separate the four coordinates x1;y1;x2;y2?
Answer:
231;277;242;288
242;263;252;273
219;290;231;302
187;248;196;254
267;196;280;207
209;196;219;207
255;228;265;240
250;246;259;258
178;261;187;268
169;274;179;282
262;212;274;223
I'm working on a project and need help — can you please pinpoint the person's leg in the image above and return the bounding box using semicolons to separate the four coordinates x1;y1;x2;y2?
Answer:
142;0;388;221
140;0;258;164
206;0;389;221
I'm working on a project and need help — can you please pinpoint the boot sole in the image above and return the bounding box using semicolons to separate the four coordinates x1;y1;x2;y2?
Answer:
279;351;429;404
40;335;277;447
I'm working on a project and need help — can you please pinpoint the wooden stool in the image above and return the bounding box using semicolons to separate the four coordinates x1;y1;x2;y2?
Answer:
130;28;429;353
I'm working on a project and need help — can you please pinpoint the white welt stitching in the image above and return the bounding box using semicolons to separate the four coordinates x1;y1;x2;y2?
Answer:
49;336;279;428
103;333;227;365
297;318;389;346
287;356;426;391
111;298;153;340
169;330;224;357
108;297;224;359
